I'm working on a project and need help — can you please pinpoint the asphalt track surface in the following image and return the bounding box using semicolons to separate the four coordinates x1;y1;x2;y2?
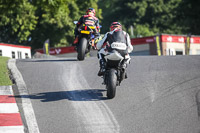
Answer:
14;55;200;133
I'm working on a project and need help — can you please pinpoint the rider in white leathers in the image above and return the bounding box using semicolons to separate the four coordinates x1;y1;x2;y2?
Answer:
96;22;133;76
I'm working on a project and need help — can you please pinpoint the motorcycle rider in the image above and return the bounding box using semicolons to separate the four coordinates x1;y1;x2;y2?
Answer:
96;22;133;76
73;8;100;45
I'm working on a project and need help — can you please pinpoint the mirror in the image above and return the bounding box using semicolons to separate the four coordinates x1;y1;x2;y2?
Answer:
73;21;78;24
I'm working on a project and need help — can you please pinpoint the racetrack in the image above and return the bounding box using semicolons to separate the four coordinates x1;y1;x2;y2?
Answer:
14;55;200;133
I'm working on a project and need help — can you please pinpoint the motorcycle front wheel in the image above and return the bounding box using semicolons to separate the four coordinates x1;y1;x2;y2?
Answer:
77;37;87;61
106;69;117;99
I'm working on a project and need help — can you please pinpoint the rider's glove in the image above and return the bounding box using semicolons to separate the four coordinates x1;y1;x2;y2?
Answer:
95;35;102;44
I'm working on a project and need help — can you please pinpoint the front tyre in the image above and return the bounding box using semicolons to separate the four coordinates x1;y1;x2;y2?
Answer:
106;69;117;99
77;38;87;61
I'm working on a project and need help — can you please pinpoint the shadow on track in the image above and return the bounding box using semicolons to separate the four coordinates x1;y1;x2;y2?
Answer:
20;58;78;62
13;89;108;102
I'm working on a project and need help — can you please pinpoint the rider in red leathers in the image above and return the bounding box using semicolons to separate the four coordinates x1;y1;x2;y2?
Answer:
73;8;100;45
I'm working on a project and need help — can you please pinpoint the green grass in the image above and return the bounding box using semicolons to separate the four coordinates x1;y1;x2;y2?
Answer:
0;56;12;86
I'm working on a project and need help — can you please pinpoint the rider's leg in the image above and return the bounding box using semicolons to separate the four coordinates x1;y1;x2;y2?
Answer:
93;28;101;40
122;54;131;78
94;28;100;37
73;28;79;45
97;50;106;76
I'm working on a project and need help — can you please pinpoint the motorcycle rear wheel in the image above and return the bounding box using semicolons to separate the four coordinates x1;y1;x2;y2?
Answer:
77;38;87;61
106;69;117;99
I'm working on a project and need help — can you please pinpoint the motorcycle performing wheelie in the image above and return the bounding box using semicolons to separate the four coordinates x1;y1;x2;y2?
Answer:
72;8;101;61
74;21;98;61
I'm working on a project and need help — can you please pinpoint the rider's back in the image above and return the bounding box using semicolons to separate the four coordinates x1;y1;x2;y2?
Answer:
107;30;127;44
107;30;128;56
83;14;98;26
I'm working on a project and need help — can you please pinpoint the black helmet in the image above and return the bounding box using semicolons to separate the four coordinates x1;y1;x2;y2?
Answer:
86;8;96;16
110;22;122;31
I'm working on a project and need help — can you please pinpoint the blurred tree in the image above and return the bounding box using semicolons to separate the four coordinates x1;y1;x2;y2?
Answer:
2;0;199;49
145;0;183;34
0;0;37;43
98;0;188;37
29;0;75;49
29;0;102;49
0;0;101;50
176;0;200;35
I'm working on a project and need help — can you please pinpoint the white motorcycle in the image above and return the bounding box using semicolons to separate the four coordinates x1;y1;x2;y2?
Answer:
102;42;130;99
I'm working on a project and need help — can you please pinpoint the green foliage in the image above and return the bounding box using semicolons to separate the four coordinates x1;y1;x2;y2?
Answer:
176;0;200;35
0;0;37;43
0;57;12;86
29;0;74;49
0;0;101;49
133;24;155;37
30;0;102;49
99;0;200;37
1;0;200;49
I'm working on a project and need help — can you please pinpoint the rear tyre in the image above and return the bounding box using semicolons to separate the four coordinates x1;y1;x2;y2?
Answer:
77;38;87;61
106;69;117;99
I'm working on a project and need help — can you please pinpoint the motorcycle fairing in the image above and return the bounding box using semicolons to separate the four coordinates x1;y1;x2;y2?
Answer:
104;50;124;61
80;30;90;34
106;59;121;68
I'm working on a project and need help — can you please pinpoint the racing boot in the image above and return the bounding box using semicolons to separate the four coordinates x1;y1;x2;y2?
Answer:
125;72;128;79
72;36;79;46
122;61;128;79
98;59;106;76
121;61;127;70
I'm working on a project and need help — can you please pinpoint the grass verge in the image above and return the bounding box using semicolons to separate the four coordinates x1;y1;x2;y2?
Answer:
0;56;12;85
